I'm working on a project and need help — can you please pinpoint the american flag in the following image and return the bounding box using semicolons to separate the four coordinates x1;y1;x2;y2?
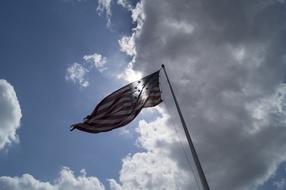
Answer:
71;70;162;133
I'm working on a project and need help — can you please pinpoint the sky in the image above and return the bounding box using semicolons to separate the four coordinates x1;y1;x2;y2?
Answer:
0;0;286;190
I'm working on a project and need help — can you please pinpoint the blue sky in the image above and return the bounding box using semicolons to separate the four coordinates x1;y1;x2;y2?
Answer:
1;0;286;190
0;0;141;186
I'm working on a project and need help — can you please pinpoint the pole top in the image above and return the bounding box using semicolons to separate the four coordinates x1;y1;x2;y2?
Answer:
161;64;165;68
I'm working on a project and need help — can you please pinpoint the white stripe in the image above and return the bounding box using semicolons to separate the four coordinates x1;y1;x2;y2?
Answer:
99;86;132;105
110;102;134;113
144;99;162;107
97;96;133;112
76;122;115;131
97;100;115;111
108;85;132;98
94;102;134;119
94;115;136;124
94;115;136;130
97;115;136;130
117;115;136;125
74;122;114;132
92;105;142;123
112;110;133;116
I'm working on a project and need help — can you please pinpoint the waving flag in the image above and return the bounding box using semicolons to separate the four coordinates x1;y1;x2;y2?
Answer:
71;70;162;133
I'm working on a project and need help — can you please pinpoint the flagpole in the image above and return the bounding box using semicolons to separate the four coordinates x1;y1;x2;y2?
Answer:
161;64;210;190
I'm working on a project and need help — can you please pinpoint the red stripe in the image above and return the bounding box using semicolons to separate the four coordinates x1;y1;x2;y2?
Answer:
93;85;160;115
87;104;143;127
144;99;162;108
93;91;135;112
94;98;136;116
91;87;133;114
92;103;143;121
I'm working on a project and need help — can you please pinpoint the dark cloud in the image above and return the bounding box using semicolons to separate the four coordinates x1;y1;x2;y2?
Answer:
130;0;286;189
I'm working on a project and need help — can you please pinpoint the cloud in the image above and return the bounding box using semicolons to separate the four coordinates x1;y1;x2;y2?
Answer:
117;62;142;82
118;36;136;57
115;0;286;189
97;0;112;26
83;53;107;72
65;53;108;87
118;1;145;58
97;0;136;26
0;167;105;190
273;178;286;190
117;1;145;82
0;79;22;150
117;0;132;10
65;63;89;88
109;109;197;190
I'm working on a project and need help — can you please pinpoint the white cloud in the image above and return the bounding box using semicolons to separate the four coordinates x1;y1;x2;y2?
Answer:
83;53;107;72
117;1;144;82
117;62;142;82
65;53;108;87
130;1;144;27
97;0;137;26
247;84;286;132
117;34;138;82
109;109;198;190
0;174;54;190
117;0;132;10
97;0;112;26
0;167;105;190
118;36;136;57
108;179;122;190
117;1;144;61
65;63;89;88
0;79;22;150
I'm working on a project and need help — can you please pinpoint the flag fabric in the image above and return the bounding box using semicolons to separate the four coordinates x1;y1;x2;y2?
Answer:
71;70;162;133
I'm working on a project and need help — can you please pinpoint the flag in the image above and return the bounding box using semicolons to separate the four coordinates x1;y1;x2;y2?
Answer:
71;70;162;133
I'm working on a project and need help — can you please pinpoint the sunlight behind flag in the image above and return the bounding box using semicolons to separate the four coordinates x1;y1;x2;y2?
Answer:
71;70;162;133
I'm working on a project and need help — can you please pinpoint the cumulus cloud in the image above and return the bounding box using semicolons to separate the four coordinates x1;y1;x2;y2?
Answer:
109;109;197;190
117;62;142;82
65;63;89;88
0;167;105;190
115;0;286;190
0;79;22;150
118;36;136;57
83;53;107;72
65;53;108;87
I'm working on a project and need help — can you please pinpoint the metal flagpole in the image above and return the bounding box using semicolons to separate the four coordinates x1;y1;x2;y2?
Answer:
161;64;210;190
